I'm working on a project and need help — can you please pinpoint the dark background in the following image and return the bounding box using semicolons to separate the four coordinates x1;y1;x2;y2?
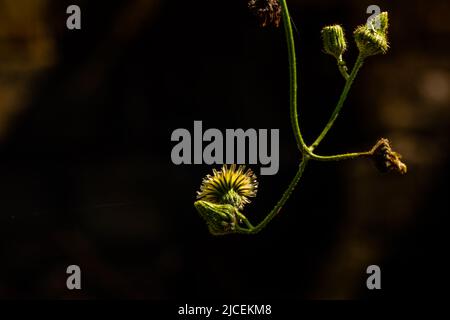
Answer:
0;0;448;299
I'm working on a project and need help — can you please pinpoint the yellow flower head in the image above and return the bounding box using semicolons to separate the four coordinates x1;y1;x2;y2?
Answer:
196;164;258;210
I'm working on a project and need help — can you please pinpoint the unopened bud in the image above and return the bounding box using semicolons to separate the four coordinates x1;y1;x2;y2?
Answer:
321;25;347;60
194;200;239;235
354;12;389;58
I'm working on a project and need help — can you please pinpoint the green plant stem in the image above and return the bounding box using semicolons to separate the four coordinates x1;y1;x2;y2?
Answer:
279;0;309;155
310;54;365;151
337;57;350;80
235;1;311;235
235;158;309;234
308;150;372;161
279;1;365;162
236;211;254;229
235;2;368;235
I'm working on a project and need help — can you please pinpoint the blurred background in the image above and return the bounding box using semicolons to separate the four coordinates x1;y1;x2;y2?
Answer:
0;0;448;299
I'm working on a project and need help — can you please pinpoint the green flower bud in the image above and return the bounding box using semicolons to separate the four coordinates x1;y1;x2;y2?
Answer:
368;11;389;33
194;200;238;235
354;12;389;58
321;25;347;60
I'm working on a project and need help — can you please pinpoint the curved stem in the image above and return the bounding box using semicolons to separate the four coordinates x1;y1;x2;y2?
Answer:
337;57;350;80
246;158;309;234
235;147;370;235
279;0;309;155
232;1;309;236
310;54;365;151
308;150;372;162
236;211;254;229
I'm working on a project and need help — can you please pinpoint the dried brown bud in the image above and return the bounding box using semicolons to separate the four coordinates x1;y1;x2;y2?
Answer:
371;138;407;174
248;0;282;28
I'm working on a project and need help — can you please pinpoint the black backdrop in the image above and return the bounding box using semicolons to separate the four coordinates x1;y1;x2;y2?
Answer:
0;0;448;299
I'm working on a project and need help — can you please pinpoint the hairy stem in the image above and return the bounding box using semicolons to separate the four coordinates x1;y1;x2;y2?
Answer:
337;57;350;80
236;158;309;235
279;0;309;155
310;54;365;151
308;150;372;161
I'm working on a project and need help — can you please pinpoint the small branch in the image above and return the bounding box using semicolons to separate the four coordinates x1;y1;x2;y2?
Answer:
310;54;365;151
308;150;372;162
236;211;255;229
279;0;310;155
337;58;350;80
248;158;309;234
